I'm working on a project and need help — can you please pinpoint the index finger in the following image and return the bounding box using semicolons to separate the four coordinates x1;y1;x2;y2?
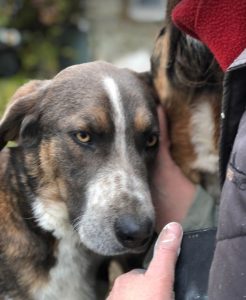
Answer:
146;222;183;279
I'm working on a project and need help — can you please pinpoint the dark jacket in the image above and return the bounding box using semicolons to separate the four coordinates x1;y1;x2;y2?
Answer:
208;54;246;299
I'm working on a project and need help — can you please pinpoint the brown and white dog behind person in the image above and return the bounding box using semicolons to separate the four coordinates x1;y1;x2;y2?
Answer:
151;0;223;200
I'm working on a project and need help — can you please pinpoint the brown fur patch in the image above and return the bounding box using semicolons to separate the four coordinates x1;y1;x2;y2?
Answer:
58;105;111;134
152;29;172;104
0;190;52;296
38;140;68;203
212;98;221;151
134;107;151;132
40;140;58;182
89;106;110;132
167;93;200;183
25;152;41;179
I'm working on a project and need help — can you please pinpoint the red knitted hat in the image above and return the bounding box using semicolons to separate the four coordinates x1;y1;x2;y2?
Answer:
172;0;246;71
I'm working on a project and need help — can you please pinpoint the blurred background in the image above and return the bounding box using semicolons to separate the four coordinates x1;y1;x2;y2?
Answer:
0;0;165;115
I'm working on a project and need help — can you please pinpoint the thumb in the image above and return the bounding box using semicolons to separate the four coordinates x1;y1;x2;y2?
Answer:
146;222;183;283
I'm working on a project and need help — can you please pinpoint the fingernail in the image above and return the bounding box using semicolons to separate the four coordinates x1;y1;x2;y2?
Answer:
154;222;182;255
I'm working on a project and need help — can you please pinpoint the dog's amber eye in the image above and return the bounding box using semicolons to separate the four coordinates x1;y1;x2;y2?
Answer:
146;134;158;148
75;131;91;143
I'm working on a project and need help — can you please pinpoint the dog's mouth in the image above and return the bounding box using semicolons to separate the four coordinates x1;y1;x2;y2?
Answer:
76;214;154;256
124;236;153;254
104;234;153;256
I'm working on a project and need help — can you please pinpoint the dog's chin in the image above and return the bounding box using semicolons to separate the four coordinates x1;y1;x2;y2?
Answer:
88;244;149;257
79;236;151;256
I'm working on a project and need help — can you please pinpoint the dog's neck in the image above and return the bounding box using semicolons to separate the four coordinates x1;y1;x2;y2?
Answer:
3;147;40;222
0;147;102;300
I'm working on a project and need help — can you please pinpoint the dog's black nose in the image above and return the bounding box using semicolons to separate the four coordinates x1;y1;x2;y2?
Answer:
115;215;153;248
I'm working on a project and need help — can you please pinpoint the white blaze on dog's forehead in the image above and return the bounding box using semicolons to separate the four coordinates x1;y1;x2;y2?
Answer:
99;77;152;204
103;76;128;162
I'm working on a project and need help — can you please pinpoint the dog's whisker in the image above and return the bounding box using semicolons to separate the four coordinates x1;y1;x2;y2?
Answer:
71;216;82;230
73;219;83;232
23;216;37;220
72;215;81;225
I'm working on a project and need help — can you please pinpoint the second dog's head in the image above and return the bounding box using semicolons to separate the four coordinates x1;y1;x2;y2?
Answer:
151;0;223;185
0;61;158;256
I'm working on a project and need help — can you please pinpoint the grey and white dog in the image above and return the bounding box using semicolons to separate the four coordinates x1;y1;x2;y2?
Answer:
0;61;159;300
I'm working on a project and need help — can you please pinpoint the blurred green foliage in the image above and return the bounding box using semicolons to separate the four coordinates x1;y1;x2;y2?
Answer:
0;74;28;115
0;0;86;116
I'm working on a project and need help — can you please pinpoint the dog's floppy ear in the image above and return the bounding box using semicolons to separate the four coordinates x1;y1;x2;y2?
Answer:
166;0;180;24
152;0;222;96
0;80;50;150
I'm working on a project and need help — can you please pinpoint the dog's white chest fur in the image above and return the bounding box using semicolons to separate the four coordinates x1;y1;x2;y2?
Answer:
33;200;95;300
190;101;218;173
35;231;93;300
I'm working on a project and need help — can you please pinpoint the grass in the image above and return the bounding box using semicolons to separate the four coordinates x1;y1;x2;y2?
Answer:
0;74;29;117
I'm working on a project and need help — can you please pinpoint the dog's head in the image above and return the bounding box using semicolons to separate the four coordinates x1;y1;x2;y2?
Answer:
151;0;222;101
0;62;159;255
151;0;223;185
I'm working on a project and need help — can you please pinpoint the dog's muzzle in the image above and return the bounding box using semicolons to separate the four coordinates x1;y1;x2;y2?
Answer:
78;169;155;255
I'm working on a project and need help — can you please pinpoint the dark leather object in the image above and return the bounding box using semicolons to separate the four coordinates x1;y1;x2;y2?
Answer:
174;228;216;300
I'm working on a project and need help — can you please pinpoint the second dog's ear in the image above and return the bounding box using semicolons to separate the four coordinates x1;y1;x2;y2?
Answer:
138;71;159;104
0;80;50;150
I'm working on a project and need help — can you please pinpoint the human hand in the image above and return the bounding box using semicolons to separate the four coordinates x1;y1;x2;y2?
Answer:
107;222;183;300
151;106;196;233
